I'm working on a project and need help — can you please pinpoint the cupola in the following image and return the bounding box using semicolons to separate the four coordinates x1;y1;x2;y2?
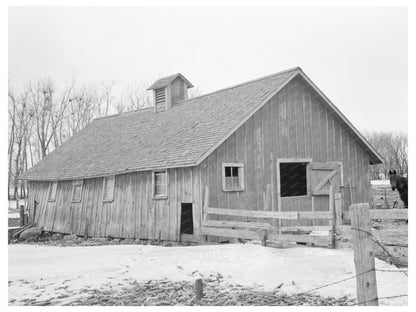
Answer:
147;73;194;113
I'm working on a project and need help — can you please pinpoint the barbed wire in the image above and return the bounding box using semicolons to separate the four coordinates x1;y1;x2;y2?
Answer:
295;225;408;305
299;268;374;295
354;294;408;306
350;226;408;277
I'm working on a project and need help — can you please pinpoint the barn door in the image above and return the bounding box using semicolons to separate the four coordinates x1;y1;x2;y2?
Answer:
310;162;342;225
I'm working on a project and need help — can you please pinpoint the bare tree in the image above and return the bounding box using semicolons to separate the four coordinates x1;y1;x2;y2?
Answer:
8;88;33;198
30;79;69;158
97;80;116;118
363;130;408;179
123;81;152;111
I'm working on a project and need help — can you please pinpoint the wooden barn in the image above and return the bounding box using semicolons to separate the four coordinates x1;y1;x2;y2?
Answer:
20;67;383;243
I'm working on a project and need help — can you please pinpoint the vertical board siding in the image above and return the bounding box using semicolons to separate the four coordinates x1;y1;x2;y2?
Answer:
197;76;373;227
28;76;373;240
28;166;201;240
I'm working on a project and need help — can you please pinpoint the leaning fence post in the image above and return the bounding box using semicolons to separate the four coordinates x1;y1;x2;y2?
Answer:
19;205;25;227
350;203;378;306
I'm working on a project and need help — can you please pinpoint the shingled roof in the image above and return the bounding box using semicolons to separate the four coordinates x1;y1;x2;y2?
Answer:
20;67;382;181
147;73;194;90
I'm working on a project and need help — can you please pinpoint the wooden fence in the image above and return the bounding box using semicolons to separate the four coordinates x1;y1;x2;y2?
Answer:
201;186;341;247
200;186;408;250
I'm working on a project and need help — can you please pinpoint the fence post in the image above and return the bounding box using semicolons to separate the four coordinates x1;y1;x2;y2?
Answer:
350;203;378;306
329;185;336;248
203;186;209;242
195;278;204;300
19;205;25;227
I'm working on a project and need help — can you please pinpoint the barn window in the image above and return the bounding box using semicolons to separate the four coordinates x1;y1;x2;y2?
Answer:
103;175;115;202
153;170;168;199
279;162;308;197
71;180;84;203
47;181;58;202
222;163;245;191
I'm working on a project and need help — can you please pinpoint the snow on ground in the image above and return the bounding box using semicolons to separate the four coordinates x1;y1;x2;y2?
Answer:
371;180;391;186
8;213;20;219
8;243;407;306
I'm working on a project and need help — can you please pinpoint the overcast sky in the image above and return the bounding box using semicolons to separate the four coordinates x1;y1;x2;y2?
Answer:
8;6;408;133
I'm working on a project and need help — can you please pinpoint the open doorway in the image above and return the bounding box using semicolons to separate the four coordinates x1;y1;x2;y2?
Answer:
180;203;194;234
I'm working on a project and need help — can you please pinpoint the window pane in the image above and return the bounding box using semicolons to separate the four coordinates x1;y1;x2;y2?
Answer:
232;176;240;187
104;176;115;200
48;182;57;200
225;167;231;177
155;172;166;185
155;184;167;196
232;167;239;177
280;162;307;197
225;177;232;188
73;185;82;202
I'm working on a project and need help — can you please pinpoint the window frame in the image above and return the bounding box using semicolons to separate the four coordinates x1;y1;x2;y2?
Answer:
102;175;116;202
152;170;168;199
222;162;245;192
47;181;58;202
71;180;84;203
276;158;312;199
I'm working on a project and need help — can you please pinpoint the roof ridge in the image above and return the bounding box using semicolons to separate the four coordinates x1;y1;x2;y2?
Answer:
176;66;301;105
93;106;154;121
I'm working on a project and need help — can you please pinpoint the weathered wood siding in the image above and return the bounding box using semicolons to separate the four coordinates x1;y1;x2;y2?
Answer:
27;168;203;240
198;76;371;220
27;75;373;240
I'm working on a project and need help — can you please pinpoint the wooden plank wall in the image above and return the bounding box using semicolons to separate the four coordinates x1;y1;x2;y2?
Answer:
27;167;202;240
198;76;371;221
27;75;373;240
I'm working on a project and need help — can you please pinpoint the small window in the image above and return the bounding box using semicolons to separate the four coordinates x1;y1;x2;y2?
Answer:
280;162;308;197
153;171;168;198
103;176;115;202
71;180;84;203
222;163;245;191
47;182;58;202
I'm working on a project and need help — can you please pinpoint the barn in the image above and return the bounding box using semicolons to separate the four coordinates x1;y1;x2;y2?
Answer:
20;67;383;243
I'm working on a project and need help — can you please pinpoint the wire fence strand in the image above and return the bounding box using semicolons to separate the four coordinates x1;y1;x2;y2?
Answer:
351;226;408;277
295;224;408;305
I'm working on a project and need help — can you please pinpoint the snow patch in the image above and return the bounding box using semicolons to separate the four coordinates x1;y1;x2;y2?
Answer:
8;244;407;306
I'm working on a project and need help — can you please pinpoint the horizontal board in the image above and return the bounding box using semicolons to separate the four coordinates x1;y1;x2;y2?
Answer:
204;207;299;219
311;162;339;170
343;209;408;221
280;225;331;232
201;227;331;246
312;190;330;196
267;232;331;246
201;226;263;240
298;211;333;219
202;220;272;229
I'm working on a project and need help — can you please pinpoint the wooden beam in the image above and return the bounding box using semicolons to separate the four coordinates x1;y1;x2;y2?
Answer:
267;231;330;245
204;207;299;219
280;225;330;231
350;203;378;306
343;209;408;221
369;209;408;220
313;170;338;193
298;211;333;219
202;220;272;229
200;226;262;240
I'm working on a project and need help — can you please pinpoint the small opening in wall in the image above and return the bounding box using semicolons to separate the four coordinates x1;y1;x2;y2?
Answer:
280;162;307;197
180;203;193;234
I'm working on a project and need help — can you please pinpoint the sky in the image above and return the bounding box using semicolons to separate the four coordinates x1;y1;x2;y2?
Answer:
8;6;408;133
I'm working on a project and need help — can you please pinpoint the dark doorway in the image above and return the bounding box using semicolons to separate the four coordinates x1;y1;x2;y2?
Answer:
280;162;308;197
180;203;194;234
